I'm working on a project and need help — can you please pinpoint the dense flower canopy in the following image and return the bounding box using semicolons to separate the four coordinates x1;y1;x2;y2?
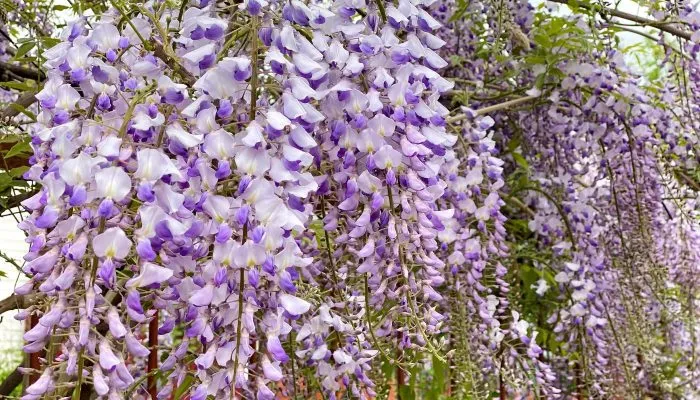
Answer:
0;0;698;399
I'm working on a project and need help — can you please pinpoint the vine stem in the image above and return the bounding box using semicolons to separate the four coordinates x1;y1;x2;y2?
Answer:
231;222;248;398
111;0;150;49
387;186;445;363
147;310;159;399
118;88;154;139
73;217;105;400
511;186;578;252
385;187;406;399
28;314;42;385
363;274;393;363
155;107;172;147
248;16;259;122
499;360;506;400
231;13;258;398
603;303;636;396
447;94;539;123
318;195;345;349
289;333;298;400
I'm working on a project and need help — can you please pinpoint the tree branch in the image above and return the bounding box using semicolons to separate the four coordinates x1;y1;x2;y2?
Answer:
675;169;700;192
0;189;38;214
152;44;196;86
0;61;45;81
549;0;692;41
0;90;37;121
0;293;38;315
0;365;22;397
611;25;692;60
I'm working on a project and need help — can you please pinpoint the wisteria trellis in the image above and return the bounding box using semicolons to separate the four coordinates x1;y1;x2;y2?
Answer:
1;0;699;398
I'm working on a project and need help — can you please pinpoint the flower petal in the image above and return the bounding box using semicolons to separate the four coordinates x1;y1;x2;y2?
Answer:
279;293;310;316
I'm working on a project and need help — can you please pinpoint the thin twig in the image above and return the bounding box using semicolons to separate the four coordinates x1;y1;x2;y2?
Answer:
550;0;691;40
609;25;692;60
152;43;196;86
447;94;539;123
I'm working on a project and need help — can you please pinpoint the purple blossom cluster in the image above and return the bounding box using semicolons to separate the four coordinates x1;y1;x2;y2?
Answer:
9;0;700;398
433;0;700;397
12;0;488;398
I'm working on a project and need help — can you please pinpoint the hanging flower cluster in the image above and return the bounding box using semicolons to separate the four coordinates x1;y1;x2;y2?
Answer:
13;0;491;398
9;0;700;398
432;0;700;398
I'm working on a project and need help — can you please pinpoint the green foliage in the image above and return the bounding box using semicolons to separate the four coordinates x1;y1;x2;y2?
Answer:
4;140;30;159
0;349;23;397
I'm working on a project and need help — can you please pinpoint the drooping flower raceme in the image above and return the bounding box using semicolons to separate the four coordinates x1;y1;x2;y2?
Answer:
15;0;474;398
12;0;700;399
432;0;700;397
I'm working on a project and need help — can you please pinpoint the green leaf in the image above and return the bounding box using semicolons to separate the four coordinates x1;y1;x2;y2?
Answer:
8;166;28;178
426;354;448;400
0;173;13;192
171;374;193;399
520;264;540;289
512;152;529;170
4;141;32;159
40;37;61;48
567;0;582;10
546;18;567;35
379;355;394;380
533;33;552;48
534;73;546;90
398;367;417;400
309;219;325;247
524;55;546;65
0;81;34;91
12;41;35;60
506;134;522;153
0;101;37;121
14;105;36;121
0;136;18;143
